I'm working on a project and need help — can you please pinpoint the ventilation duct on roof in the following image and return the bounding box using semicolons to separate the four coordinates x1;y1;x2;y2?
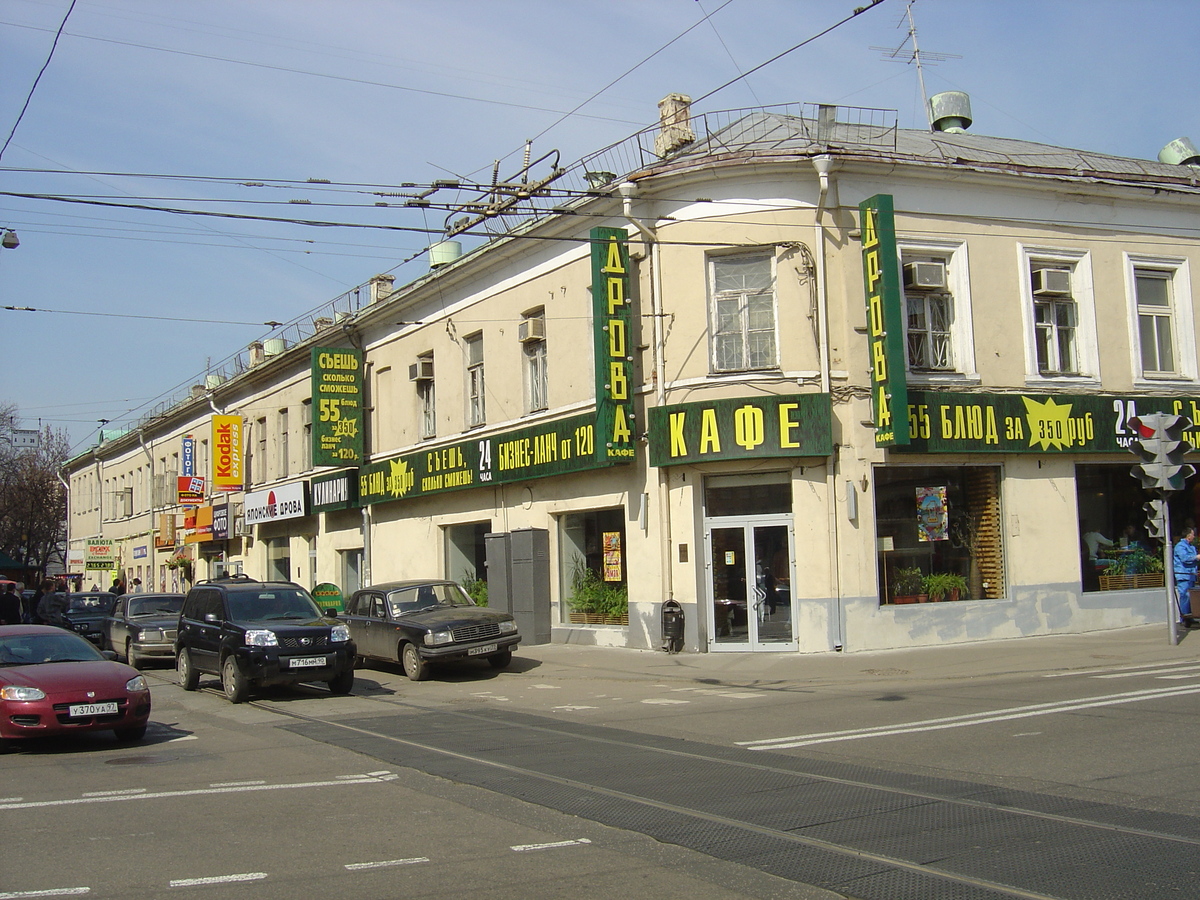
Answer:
1159;137;1200;167
654;93;695;157
930;91;973;133
429;241;462;268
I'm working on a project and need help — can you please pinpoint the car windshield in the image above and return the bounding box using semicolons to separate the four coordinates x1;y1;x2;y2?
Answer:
387;582;474;617
0;632;105;666
227;589;322;622
129;596;184;617
68;595;114;613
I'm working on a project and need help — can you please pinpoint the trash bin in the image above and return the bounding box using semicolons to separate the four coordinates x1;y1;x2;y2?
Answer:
661;599;684;654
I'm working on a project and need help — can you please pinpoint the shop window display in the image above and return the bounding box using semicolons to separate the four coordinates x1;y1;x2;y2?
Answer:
875;466;1004;604
560;508;627;625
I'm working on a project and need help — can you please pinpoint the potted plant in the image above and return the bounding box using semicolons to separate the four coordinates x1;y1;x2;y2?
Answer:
1099;547;1165;590
892;566;924;604
567;559;628;624
165;553;194;584
923;571;968;602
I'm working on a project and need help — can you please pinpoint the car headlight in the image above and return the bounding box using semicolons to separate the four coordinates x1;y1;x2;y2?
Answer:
125;675;149;693
1;685;46;701
330;623;350;643
140;628;164;642
244;629;279;647
73;623;89;632
498;621;518;634
423;630;454;647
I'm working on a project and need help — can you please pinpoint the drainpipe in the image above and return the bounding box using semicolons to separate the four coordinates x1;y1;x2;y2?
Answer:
620;182;677;645
812;155;846;650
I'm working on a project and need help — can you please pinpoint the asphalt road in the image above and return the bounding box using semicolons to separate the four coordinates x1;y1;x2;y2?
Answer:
5;626;1200;899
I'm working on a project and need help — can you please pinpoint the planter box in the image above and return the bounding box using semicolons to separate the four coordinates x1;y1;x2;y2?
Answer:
1098;573;1164;591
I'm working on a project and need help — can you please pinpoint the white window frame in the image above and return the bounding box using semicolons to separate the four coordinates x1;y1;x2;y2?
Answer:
417;354;436;440
897;240;978;383
708;251;778;373
1125;253;1196;384
465;332;485;428
1018;246;1100;385
524;312;548;414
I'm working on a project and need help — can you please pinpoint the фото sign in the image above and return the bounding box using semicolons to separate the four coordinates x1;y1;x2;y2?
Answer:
358;412;626;506
312;347;364;466
212;415;244;491
590;227;636;463
647;393;833;467
244;482;308;525
900;390;1200;453
212;502;229;540
859;194;908;448
181;434;195;477
177;475;205;505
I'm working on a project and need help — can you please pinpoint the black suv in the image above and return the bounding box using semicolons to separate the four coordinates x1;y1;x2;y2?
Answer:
175;575;356;703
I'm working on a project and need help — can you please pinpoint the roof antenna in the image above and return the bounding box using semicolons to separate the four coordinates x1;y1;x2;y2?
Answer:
872;0;960;129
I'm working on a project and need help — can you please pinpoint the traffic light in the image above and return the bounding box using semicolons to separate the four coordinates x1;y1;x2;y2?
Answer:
1128;413;1195;492
1144;498;1167;539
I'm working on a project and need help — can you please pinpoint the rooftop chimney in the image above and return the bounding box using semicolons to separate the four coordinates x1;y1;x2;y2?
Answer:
655;93;695;158
930;91;973;133
369;273;396;303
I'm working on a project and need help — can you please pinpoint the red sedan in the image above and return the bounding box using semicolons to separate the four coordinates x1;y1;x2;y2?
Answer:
0;625;151;750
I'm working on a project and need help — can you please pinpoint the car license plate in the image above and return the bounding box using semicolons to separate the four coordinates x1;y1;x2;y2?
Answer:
69;702;118;717
288;656;327;668
467;643;498;656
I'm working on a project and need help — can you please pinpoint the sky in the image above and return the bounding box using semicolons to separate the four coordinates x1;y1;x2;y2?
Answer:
3;0;1199;456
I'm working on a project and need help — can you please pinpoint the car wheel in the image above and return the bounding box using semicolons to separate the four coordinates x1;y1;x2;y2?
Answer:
114;724;147;742
126;639;142;671
327;669;354;694
177;648;199;691
221;656;251;703
401;643;429;682
488;649;513;669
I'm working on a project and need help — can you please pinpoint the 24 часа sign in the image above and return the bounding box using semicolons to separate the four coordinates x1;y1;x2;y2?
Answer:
900;390;1200;453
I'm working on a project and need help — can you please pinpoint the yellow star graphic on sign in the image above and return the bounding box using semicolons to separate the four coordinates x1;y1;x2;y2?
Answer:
1023;396;1073;450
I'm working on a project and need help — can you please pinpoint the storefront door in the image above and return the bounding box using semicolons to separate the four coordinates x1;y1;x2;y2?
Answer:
706;518;795;651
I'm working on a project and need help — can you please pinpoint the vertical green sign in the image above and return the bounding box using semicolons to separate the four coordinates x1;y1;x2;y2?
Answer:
311;347;363;467
858;194;909;447
590;227;636;463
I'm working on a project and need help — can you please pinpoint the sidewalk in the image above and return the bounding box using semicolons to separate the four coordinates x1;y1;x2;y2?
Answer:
515;623;1200;688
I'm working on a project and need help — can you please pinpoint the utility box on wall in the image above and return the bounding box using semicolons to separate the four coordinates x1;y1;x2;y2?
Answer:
486;528;551;645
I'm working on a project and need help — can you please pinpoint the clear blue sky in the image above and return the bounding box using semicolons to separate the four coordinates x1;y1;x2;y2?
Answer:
3;0;1197;454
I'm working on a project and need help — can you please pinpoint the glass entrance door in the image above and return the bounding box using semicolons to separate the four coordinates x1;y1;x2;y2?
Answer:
707;520;794;650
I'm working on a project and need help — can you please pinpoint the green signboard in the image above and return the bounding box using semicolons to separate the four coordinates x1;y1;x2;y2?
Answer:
358;412;628;506
311;347;363;467
590;227;636;463
900;390;1200;453
647;393;833;467
858;194;909;448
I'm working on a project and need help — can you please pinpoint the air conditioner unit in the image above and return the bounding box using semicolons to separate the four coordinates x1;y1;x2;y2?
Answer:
903;260;947;290
408;359;434;381
518;317;546;342
1032;268;1071;296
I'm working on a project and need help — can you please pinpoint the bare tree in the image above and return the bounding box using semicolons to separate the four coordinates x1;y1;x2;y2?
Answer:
0;410;70;577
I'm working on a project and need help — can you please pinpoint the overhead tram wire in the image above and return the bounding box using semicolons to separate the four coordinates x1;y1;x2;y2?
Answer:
0;0;77;163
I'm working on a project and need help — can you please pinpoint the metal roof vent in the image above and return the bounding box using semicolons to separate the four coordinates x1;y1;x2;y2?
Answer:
1158;137;1200;167
930;91;972;133
429;240;462;268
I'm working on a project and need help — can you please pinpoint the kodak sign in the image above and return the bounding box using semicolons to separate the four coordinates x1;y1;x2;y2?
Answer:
212;415;244;492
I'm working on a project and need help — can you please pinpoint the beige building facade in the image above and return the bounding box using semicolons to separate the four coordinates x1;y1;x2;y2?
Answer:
66;99;1200;654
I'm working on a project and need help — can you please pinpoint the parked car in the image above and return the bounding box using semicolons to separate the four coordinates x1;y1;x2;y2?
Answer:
103;592;185;669
63;592;118;644
0;625;151;750
175;575;356;703
343;580;519;681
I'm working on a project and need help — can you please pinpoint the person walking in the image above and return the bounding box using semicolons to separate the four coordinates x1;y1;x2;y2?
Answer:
0;583;21;625
36;579;67;627
1174;526;1199;625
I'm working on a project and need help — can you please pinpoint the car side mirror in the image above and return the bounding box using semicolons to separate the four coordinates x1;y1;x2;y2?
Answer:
203;613;219;624
323;608;338;618
101;650;117;660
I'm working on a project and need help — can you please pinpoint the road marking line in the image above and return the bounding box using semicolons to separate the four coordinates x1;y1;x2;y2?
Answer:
530;684;561;690
641;699;689;705
0;797;24;803
0;776;388;811
739;684;1200;749
511;839;592;852
1045;660;1200;677
82;789;146;797
553;705;598;711
1158;674;1200;680
344;857;429;870
169;873;267;887
209;781;265;787
0;890;90;898
1093;665;1200;679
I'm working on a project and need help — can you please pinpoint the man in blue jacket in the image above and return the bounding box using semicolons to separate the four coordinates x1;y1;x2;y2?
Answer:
1174;526;1198;624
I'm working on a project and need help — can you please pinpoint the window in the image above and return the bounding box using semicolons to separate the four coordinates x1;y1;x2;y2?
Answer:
1022;249;1096;382
710;253;776;372
560;508;628;625
256;417;268;482
279;408;289;477
523;310;548;413
301;399;312;471
874;466;1004;604
899;248;972;375
417;353;435;440
466;332;485;427
1128;258;1194;382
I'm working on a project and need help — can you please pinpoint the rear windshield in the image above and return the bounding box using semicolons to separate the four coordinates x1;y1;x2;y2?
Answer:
68;594;115;613
227;588;322;622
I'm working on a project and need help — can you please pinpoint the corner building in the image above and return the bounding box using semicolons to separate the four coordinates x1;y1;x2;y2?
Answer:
66;97;1200;654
